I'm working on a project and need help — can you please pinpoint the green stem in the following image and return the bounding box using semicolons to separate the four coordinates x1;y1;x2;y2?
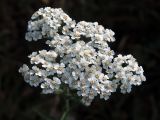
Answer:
60;88;70;120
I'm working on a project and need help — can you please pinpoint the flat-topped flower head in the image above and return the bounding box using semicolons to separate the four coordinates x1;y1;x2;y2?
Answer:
19;7;146;106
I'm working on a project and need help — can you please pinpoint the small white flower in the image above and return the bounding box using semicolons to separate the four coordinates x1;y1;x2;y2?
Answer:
19;7;146;106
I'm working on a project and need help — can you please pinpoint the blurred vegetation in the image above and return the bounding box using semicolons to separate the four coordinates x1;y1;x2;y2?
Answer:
0;0;160;120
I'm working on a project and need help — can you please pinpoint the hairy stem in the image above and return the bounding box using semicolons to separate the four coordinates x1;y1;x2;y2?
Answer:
60;88;70;120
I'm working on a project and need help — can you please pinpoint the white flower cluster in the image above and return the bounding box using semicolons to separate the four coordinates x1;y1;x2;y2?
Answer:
19;7;146;106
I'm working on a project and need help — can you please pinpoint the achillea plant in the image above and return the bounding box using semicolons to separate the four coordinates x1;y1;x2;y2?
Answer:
19;7;146;106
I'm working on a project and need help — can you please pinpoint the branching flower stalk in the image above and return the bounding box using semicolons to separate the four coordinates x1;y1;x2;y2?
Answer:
19;7;146;106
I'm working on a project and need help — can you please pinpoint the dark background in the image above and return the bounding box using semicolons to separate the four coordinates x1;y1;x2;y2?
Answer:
0;0;160;120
